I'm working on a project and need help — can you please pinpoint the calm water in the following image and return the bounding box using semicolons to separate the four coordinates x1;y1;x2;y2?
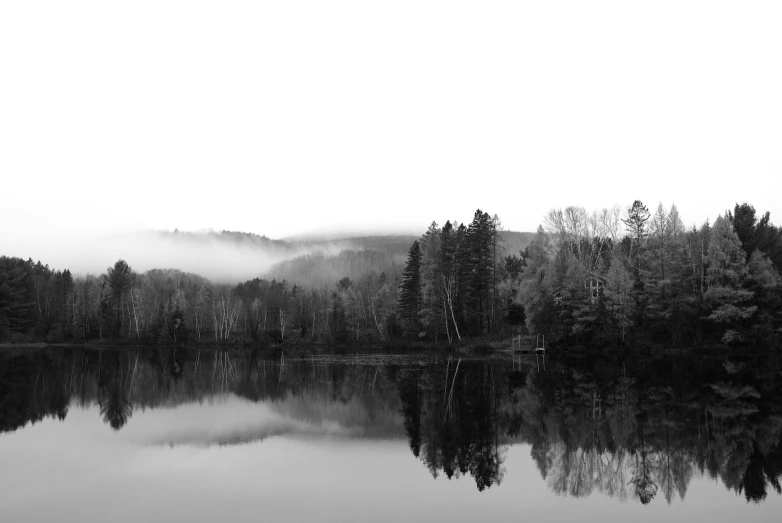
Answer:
1;348;781;522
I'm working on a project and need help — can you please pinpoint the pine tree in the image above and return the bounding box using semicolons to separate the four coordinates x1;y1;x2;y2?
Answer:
490;214;503;330
106;259;133;337
398;241;422;337
464;210;494;334
622;200;651;325
0;257;35;339
440;221;456;277
728;202;758;257
419;222;442;339
436;221;463;341
439;221;458;342
730;203;782;272
454;223;469;332
623;200;651;274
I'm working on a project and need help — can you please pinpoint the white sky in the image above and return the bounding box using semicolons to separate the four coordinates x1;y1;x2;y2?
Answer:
2;1;781;251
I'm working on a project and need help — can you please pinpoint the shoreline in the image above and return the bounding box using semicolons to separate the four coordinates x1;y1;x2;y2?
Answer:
0;339;765;357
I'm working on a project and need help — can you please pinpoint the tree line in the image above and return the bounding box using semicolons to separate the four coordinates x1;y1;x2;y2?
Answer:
0;257;400;344
1;201;780;348
516;201;782;348
397;202;782;349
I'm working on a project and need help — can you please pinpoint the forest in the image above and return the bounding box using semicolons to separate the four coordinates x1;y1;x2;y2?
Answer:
396;201;782;349
0;201;780;350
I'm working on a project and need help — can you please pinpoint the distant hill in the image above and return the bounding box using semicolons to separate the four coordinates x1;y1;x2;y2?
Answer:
500;231;535;257
136;230;419;285
263;235;417;288
67;229;533;285
79;229;368;282
152;229;415;254
262;231;533;288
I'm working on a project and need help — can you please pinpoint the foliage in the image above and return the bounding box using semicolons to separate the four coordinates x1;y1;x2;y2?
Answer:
1;202;781;349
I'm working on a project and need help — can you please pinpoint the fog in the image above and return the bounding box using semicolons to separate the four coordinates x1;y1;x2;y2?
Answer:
119;395;359;447
116;393;402;447
2;228;360;282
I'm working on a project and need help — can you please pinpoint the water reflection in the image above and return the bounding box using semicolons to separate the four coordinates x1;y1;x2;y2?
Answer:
397;362;504;491
98;351;132;430
1;348;780;504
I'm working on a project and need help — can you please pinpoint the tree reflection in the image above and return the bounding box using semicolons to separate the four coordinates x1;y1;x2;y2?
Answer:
97;351;132;430
629;420;658;504
398;361;505;491
397;352;782;502
1;349;781;504
99;386;132;430
738;442;782;502
398;372;422;457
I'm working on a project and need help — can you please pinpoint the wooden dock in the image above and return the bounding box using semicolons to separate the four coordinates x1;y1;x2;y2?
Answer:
509;334;547;371
511;334;545;353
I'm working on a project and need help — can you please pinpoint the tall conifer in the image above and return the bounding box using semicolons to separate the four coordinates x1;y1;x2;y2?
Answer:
398;241;422;336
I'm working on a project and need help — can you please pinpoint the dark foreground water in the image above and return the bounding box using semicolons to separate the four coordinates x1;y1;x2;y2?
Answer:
1;348;781;522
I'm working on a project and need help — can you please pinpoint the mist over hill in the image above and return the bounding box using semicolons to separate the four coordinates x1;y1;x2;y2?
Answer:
264;236;417;288
262;231;535;288
35;229;355;282
100;229;404;283
133;229;535;286
18;228;533;285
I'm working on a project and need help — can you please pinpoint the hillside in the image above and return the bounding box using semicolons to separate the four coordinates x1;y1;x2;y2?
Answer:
262;231;534;288
37;228;534;285
500;231;536;258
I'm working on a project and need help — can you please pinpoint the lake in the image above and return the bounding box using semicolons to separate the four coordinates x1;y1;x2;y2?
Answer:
1;348;780;522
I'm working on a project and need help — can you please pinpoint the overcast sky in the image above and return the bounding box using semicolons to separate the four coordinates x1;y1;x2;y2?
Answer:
2;1;781;251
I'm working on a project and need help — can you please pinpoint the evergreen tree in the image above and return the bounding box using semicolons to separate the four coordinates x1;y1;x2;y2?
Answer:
622;200;651;324
106;260;134;337
490;213;504;330
755;215;782;272
419;222;442;340
730;203;782;272
439;221;461;342
454;223;469;332
465;210;494;334
398;241;422;337
440;221;456;278
0;257;35;339
728;203;758;257
624;200;651;245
